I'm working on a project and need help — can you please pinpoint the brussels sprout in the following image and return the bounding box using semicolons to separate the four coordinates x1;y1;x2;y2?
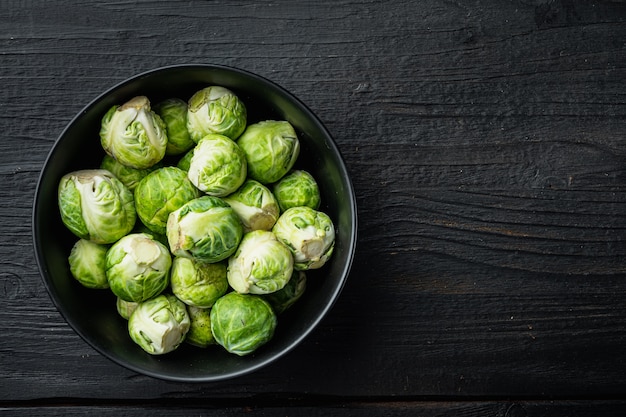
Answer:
116;297;139;320
58;169;136;244
167;196;243;263
185;305;215;348
237;120;300;184
210;292;277;356
105;233;172;303
223;180;280;232
128;294;190;355
186;86;247;142
134;166;201;236
227;230;293;295
272;207;335;270
273;170;321;211
100;154;158;191
170;257;229;308
68;239;109;289
187;134;247;196
176;148;194;172
99;96;168;169
153;98;195;156
263;270;306;315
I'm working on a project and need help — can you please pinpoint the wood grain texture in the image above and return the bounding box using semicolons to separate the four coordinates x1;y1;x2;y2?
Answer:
2;400;626;417
1;0;626;411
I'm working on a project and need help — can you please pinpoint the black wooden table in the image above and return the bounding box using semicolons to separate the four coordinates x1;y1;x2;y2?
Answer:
2;0;626;415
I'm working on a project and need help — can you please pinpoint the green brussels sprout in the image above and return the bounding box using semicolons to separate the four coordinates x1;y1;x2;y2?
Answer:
167;196;243;263
68;239;109;289
273;170;321;211
100;154;158;191
99;96;168;169
128;294;190;355
134;166;201;236
186;86;247;142
153;98;195;156
236;120;300;184
185;305;215;348
176;147;194;172
210;292;277;356
170;257;229;308
105;233;172;303
187;134;247;196
58;169;136;244
263;270;306;315
272;207;335;270
116;297;139;320
227;230;293;295
223;180;280;232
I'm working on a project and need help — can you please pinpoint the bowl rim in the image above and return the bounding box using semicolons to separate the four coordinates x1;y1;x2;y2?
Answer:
32;63;358;382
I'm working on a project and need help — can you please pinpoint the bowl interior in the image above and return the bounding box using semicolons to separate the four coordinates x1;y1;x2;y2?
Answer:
33;64;357;382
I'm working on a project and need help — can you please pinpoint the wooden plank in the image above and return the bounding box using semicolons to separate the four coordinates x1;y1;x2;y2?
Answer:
2;401;626;417
1;0;626;403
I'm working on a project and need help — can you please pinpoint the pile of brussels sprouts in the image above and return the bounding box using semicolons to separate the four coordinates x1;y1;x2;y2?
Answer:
57;86;335;356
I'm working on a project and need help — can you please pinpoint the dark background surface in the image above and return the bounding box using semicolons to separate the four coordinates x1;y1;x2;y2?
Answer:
2;0;626;415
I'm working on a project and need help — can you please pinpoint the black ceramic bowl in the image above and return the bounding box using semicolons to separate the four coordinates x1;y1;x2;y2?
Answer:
33;64;357;382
